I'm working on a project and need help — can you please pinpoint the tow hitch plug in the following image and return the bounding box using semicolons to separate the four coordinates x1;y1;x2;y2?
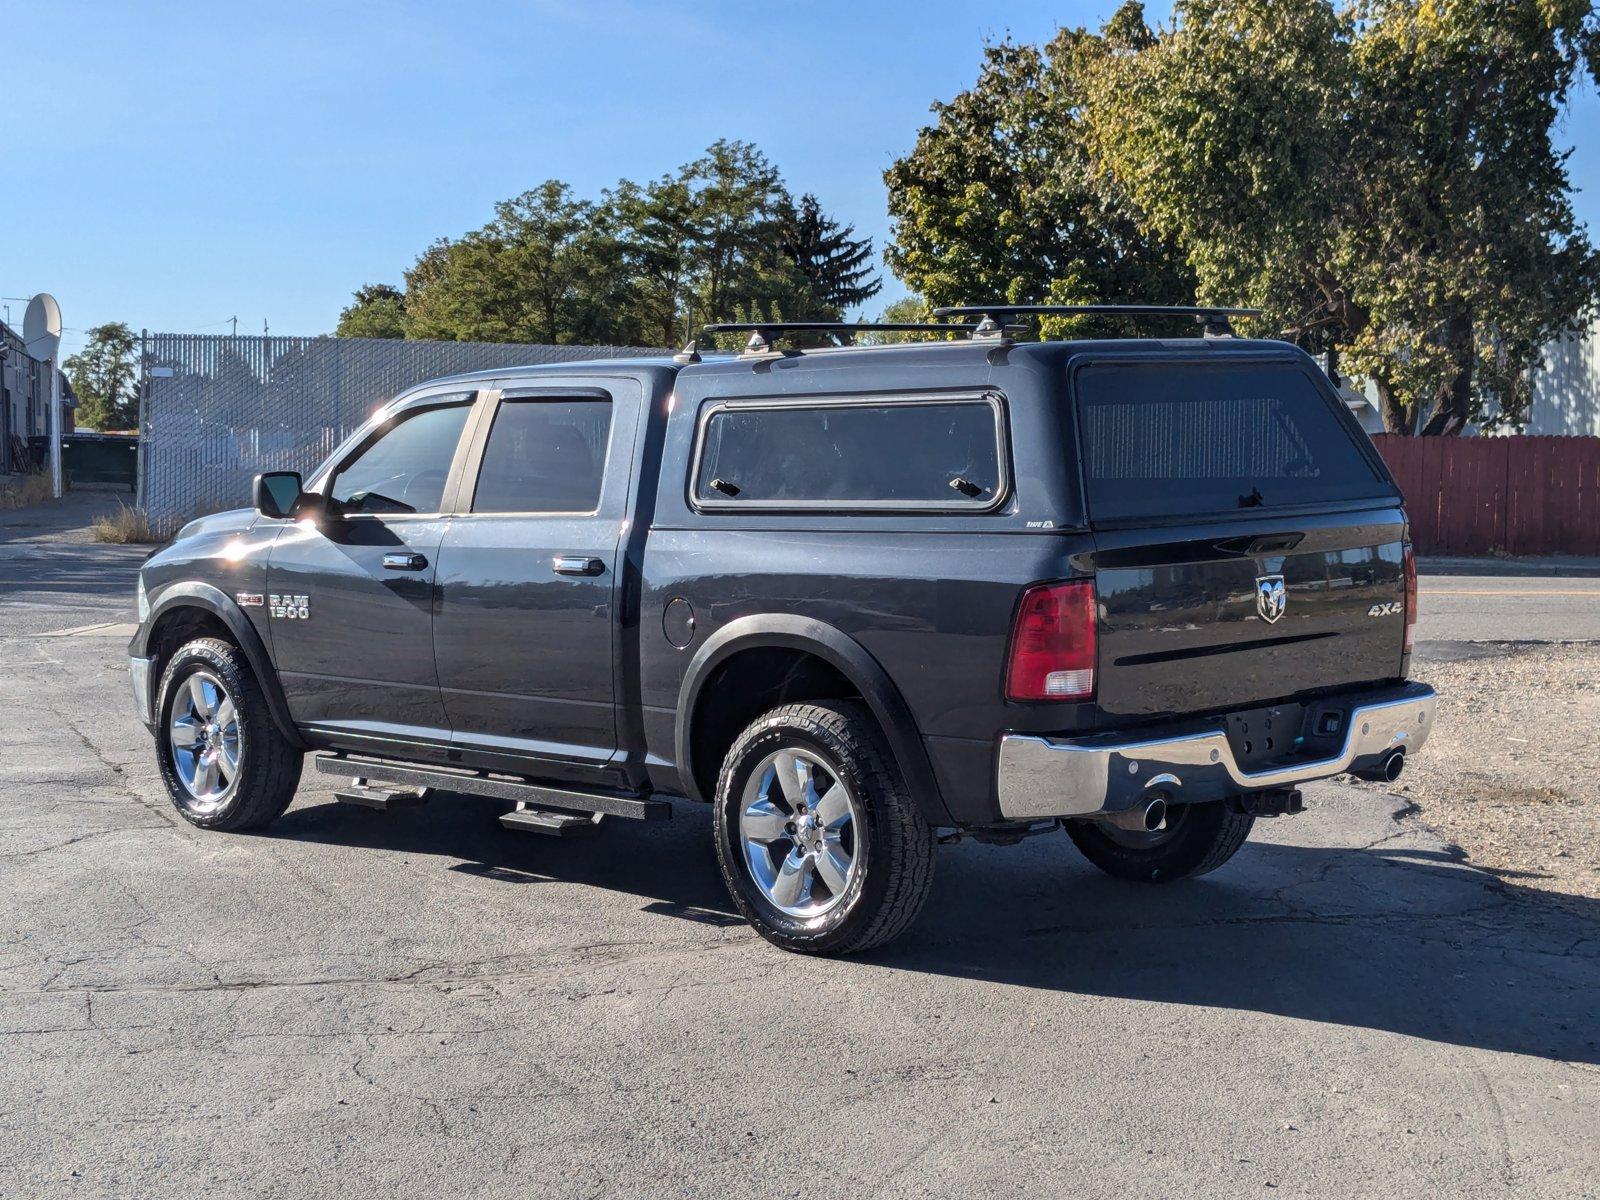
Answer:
1232;788;1306;818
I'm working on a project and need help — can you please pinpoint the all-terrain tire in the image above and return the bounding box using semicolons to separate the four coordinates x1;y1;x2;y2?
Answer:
713;701;935;955
154;637;303;831
1066;800;1255;883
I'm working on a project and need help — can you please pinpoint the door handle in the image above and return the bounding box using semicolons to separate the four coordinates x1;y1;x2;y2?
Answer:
381;552;429;571
552;556;605;577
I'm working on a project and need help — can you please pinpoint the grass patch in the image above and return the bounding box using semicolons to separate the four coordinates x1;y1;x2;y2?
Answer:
0;470;53;510
91;502;158;544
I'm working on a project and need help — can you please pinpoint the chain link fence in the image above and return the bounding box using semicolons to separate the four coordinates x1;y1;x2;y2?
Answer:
138;333;664;532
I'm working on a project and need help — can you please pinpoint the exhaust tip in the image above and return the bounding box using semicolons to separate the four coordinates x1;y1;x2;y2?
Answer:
1354;750;1406;783
1381;750;1405;783
1100;795;1170;833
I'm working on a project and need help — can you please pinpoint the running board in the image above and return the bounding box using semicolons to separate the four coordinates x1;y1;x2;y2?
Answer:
334;784;429;811
499;806;605;836
313;754;671;821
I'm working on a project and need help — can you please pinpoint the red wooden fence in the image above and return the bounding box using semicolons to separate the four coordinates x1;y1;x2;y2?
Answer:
1373;435;1600;556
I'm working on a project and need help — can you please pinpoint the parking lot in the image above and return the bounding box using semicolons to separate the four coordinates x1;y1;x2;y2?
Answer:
2;500;1597;1198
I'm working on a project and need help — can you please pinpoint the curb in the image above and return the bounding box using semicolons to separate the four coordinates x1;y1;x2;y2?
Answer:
1418;556;1600;579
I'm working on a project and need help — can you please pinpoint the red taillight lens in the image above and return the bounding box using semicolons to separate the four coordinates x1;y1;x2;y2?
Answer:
1403;543;1418;653
1006;579;1097;701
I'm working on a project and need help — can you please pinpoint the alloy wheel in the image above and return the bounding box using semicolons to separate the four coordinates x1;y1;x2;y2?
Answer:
168;670;240;812
738;747;863;918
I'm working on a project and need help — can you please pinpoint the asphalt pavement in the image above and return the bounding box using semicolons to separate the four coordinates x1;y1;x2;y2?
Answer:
2;502;1597;1198
1418;575;1600;648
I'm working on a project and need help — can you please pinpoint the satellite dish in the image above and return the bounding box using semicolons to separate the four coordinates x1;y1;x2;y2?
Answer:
23;293;62;361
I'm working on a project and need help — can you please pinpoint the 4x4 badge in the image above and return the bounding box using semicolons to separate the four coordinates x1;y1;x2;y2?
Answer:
1255;575;1287;624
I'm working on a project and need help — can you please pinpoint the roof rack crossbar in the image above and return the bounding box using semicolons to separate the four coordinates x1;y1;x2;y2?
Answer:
699;321;979;355
931;303;1263;338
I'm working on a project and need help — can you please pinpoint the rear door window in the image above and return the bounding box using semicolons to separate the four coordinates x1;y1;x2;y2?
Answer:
1074;361;1393;520
693;396;1006;509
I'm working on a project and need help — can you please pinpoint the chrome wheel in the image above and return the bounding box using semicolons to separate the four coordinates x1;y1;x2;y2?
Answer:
167;670;240;811
739;747;863;918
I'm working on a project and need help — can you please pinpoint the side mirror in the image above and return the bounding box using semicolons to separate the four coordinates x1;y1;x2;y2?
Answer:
253;471;304;519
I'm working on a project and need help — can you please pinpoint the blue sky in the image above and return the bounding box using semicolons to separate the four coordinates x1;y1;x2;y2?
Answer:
8;0;1599;357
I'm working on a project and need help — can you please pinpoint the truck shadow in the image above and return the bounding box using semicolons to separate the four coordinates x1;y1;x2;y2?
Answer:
886;827;1600;1067
269;794;1600;1065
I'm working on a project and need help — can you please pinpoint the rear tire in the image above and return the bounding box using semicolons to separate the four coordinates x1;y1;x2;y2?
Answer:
155;638;303;831
1066;800;1254;883
712;701;935;955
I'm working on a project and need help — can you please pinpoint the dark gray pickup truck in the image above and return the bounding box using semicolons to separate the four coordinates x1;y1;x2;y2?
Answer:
128;306;1436;954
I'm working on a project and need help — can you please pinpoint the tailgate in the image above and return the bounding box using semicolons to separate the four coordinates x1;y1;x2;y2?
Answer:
1092;519;1407;719
1071;353;1407;721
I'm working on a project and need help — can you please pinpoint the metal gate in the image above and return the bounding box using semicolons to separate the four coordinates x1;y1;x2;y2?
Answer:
138;333;663;532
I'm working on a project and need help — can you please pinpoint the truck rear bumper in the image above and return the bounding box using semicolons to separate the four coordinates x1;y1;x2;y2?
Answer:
995;682;1436;821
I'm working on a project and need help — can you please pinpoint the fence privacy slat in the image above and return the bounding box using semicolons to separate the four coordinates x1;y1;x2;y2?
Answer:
1373;434;1600;556
139;334;665;531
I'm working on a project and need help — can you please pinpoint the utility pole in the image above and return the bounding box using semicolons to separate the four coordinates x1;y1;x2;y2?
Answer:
263;319;269;338
229;316;238;337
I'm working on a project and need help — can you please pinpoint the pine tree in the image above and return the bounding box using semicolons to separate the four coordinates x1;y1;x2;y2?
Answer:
779;194;883;317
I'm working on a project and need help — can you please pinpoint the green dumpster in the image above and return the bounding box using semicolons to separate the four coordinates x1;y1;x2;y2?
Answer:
61;433;139;492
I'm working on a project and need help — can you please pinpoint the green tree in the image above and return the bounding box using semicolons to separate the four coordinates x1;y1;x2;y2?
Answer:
884;12;1197;330
361;142;878;349
778;193;882;316
335;284;407;338
680;140;806;332
857;295;969;344
403;180;633;344
1083;0;1600;432
63;322;138;431
610;175;701;346
611;141;871;347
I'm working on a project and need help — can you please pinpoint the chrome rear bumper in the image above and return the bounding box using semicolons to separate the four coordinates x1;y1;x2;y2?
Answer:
995;683;1436;821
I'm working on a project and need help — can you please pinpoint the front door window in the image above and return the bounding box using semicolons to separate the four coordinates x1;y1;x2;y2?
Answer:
330;403;472;515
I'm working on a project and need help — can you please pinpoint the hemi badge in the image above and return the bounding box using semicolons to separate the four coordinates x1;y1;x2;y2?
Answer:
236;592;264;607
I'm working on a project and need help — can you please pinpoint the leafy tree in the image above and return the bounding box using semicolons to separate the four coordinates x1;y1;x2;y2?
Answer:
335;284;406;338
610;174;706;347
884;13;1197;331
680;140;807;332
403;180;631;344
857;295;969;344
356;140;877;350
63;322;139;430
778;193;882;316
1083;0;1600;432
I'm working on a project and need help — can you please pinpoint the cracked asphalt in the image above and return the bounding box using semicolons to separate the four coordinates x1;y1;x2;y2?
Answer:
2;504;1598;1197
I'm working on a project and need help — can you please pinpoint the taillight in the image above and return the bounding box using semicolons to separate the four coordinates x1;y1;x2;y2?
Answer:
1403;544;1418;653
1006;579;1097;701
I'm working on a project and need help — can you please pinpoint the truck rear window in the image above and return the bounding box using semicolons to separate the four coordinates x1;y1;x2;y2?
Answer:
693;396;1006;509
1074;361;1392;520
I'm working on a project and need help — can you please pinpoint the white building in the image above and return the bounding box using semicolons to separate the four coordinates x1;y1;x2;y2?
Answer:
1521;315;1600;436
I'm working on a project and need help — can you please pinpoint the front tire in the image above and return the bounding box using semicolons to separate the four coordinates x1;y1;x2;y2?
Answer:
1066;800;1254;883
155;637;303;831
713;701;935;954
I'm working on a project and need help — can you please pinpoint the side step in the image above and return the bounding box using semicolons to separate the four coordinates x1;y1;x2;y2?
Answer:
499;806;606;837
313;754;671;822
334;783;430;811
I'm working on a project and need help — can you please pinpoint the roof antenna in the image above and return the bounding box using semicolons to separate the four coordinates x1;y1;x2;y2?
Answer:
674;338;701;364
